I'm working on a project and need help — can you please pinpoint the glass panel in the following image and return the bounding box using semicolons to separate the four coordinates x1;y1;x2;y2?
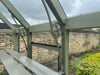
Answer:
0;19;4;23
60;0;100;17
0;2;20;24
9;0;56;25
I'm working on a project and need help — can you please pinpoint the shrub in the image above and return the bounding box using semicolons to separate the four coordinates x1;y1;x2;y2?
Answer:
70;58;82;70
76;60;100;75
85;53;100;62
70;53;100;75
80;53;95;59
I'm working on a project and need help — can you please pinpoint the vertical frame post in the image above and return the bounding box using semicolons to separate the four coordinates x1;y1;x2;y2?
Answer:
61;27;69;75
64;29;69;75
13;33;20;52
27;32;32;59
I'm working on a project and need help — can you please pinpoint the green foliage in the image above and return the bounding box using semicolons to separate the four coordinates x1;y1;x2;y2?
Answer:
76;60;100;75
70;53;94;69
83;40;90;46
80;53;95;59
0;48;3;50
70;53;100;75
0;69;8;75
96;45;100;49
70;58;82;70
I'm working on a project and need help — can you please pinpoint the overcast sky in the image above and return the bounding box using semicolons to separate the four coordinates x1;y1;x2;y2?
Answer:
0;0;100;25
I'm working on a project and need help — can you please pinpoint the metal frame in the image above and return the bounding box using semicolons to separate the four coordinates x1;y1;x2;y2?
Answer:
45;0;67;25
0;0;100;75
0;0;30;30
0;12;16;30
13;33;20;52
28;11;100;32
0;29;13;33
27;32;32;59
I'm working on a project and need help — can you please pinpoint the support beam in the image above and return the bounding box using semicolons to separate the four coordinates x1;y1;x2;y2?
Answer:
0;12;16;30
29;23;51;32
28;11;100;33
60;26;69;75
66;11;100;29
0;0;30;29
0;29;13;33
45;0;67;25
27;32;32;59
63;29;69;75
29;21;57;32
13;33;20;52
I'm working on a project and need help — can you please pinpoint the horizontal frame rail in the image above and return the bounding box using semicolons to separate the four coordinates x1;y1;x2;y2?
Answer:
66;11;100;29
32;42;61;48
0;29;13;33
28;11;100;32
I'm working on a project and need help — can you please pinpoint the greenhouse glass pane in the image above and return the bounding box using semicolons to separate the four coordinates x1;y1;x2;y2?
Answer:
0;19;4;23
60;0;100;17
0;2;18;24
9;0;56;25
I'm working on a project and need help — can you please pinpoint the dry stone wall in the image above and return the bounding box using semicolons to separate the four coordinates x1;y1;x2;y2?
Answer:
0;33;13;49
69;32;99;54
32;32;100;55
0;32;100;63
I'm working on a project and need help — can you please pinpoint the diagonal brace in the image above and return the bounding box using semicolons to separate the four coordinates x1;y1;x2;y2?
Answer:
0;0;30;30
0;12;16;30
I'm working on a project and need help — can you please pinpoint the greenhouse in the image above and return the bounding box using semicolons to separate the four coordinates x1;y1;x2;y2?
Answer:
0;0;100;75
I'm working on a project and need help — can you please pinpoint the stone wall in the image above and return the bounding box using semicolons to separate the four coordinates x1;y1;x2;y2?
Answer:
0;32;100;63
0;33;13;49
69;32;100;54
32;32;100;55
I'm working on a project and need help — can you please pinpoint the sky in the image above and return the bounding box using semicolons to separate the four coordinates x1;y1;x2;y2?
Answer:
0;0;100;25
